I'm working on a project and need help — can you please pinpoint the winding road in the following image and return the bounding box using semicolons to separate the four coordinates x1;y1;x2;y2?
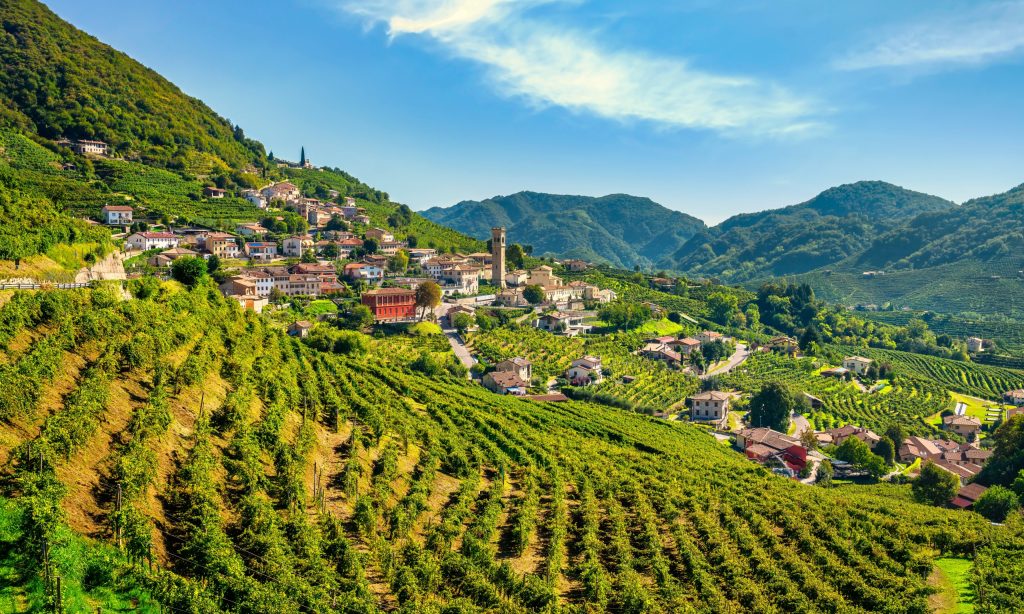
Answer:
701;343;750;380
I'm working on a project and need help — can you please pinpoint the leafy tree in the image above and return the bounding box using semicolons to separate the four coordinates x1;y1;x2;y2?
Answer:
912;460;960;505
363;238;379;254
338;304;374;330
834;437;887;478
748;382;793;432
799;429;818;451
406;235;418;248
667;311;682;324
325;215;348;231
598;302;652;329
978;415;1024;486
300;249;318;263
523;285;545;305
170;256;207;286
817;459;834;487
300;146;306;166
973;486;1020;523
322;243;339;259
415;281;442;320
451;312;474;334
205;254;220;274
508;244;526;269
799;325;822;352
744;304;761;332
389;250;409;273
884;424;908;453
707;292;739;326
874;437;895;466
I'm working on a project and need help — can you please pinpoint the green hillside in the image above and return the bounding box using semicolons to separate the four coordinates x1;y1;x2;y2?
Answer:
423;191;706;269
0;0;266;170
660;181;957;281
1;283;1020;612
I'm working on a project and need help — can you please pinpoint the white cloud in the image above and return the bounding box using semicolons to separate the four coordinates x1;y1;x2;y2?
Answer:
336;0;820;136
837;1;1024;71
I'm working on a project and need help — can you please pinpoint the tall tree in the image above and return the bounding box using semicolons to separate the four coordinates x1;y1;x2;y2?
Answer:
978;415;1024;486
415;281;441;320
973;486;1020;523
300;146;306;166
748;382;793;432
912;461;960;505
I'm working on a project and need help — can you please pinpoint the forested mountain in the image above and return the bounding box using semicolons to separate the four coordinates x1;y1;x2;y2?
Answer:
423;191;706;269
0;0;268;171
658;181;957;281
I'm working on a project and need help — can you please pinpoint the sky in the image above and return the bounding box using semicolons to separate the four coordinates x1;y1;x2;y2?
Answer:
46;0;1024;223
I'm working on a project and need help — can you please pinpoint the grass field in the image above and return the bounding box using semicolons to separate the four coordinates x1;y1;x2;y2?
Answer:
931;557;976;613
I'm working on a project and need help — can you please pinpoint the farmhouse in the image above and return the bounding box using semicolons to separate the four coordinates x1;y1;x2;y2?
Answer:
288;321;315;338
236;223;265;237
1003;389;1024;406
126;231;179;251
943;414;982;437
261;182;300;203
827;425;881;447
899;436;942;462
640;342;682;365
494;357;532;382
566;356;602;385
58;138;108;156
967;337;985;353
563;259;589;272
361;287;417;323
842;356;873;376
203;187;226;199
736;427;807;472
696;331;723;344
101;205;133;225
689;391;730;425
671;338;702;355
147;247;198;268
535;311;591;336
482;371;528;395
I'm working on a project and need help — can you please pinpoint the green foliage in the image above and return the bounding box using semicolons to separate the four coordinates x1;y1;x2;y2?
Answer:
912;460;961;505
597;301;652;329
748;382;794;432
522;284;545;305
170;256;207;286
979;415;1024;487
833;437;887;479
973;487;1020;524
0;0;265;169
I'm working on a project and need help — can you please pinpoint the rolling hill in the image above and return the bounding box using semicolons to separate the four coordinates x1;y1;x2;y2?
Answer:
423;191;706;269
658;181;958;281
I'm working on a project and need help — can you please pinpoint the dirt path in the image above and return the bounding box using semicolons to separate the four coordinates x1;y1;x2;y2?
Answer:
702;343;749;379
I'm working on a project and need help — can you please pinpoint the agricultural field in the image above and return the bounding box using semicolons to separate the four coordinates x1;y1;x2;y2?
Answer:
719;352;950;436
470;326;700;413
840;346;1024;402
0;284;1017;613
859;310;1024;357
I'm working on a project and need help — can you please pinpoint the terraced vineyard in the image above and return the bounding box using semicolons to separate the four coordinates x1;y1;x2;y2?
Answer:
471;327;700;413
2;284;1017;612
839;346;1024;402
720;352;950;435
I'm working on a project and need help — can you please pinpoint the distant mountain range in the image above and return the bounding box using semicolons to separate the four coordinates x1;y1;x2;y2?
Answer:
423;192;706;269
426;181;1024;314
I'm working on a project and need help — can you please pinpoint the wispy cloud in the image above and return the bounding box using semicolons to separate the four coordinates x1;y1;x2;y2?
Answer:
836;1;1024;71
335;0;821;136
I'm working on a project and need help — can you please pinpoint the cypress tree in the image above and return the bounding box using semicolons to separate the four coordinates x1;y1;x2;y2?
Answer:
300;146;306;166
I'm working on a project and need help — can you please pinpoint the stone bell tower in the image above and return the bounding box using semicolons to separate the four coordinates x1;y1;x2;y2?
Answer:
491;227;506;289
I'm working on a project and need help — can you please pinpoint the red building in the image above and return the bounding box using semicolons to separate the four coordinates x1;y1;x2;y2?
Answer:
361;288;417;322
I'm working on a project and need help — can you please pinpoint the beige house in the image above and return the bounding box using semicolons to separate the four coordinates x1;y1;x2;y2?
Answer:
147;247;198;268
696;331;723;344
203;232;240;258
505;270;529;287
283;235;314;258
565;356;602;385
1003;389;1024;406
365;228;394;243
943;415;982;437
494;357;532;383
690;391;730;425
527;265;562;288
842;356;873;376
967;337;985;353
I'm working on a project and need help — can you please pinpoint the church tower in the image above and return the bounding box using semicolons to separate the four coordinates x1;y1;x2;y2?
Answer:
491;227;506;289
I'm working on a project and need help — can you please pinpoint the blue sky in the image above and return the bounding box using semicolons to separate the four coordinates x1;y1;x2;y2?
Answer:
47;0;1024;223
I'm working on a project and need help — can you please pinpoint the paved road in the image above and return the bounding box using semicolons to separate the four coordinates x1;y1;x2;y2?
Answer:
702;343;749;380
791;412;812;437
444;329;476;377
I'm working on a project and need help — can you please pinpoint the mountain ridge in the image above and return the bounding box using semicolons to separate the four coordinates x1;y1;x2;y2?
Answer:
423;190;706;269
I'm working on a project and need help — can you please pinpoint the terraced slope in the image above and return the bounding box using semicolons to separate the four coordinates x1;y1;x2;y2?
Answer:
1;284;1020;612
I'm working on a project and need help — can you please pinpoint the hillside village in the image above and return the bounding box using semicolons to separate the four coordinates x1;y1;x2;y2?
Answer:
81;173;1024;516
